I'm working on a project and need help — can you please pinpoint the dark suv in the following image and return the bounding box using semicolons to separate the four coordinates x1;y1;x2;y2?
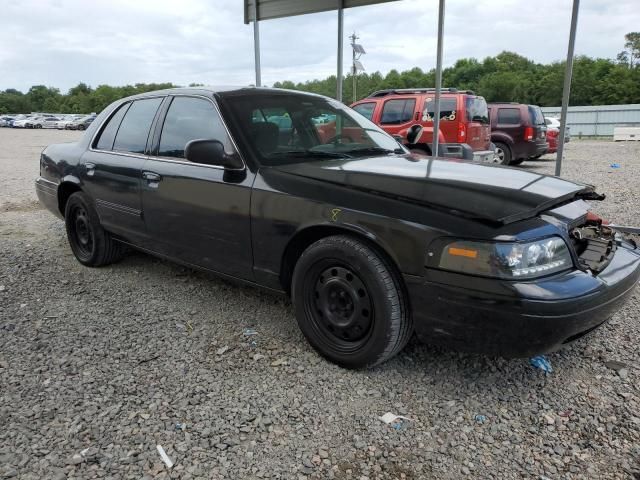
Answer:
488;103;548;165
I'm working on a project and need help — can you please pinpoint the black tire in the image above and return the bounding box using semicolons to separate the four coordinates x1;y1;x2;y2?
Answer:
77;124;85;131
494;142;512;165
511;158;525;165
530;154;542;160
64;192;124;267
291;235;412;369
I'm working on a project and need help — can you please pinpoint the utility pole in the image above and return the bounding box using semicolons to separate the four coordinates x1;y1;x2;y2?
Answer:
350;33;365;103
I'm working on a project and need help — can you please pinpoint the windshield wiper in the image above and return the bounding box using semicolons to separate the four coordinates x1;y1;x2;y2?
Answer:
268;150;351;159
347;146;404;156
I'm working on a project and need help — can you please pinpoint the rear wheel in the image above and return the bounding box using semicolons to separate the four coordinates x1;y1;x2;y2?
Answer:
77;124;85;131
65;192;125;267
292;235;412;369
494;142;512;165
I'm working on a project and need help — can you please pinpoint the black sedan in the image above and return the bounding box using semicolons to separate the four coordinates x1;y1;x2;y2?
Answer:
35;87;640;368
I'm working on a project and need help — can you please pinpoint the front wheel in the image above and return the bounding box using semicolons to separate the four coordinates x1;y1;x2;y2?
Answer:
292;235;412;369
77;124;85;131
65;192;125;267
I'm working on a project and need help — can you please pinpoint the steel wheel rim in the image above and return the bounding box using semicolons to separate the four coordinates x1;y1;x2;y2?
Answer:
71;205;94;257
494;147;504;163
304;262;374;352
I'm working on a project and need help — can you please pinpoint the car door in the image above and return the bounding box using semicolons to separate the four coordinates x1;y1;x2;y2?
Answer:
141;95;254;280
80;97;163;243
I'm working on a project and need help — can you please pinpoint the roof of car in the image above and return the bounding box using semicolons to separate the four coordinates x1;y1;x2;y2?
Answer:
132;86;328;100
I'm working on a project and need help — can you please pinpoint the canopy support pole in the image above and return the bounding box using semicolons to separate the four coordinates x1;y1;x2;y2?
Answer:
337;1;344;101
253;1;262;87
555;0;580;176
431;0;445;159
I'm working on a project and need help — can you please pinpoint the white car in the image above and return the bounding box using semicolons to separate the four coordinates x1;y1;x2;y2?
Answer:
12;117;35;128
55;116;77;129
545;116;571;142
35;117;62;129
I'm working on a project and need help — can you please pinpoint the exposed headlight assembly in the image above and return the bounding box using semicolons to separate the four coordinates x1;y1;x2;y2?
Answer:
437;237;572;279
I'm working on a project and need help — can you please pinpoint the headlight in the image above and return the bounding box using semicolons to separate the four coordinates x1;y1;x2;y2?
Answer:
437;237;572;279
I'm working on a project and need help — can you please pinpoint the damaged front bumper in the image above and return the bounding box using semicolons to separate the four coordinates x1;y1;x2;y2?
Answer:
404;237;640;357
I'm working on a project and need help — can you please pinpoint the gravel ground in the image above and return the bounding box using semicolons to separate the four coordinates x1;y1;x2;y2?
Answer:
0;129;639;479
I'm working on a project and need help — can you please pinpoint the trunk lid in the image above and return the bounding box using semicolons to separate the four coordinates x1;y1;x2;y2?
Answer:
272;155;595;225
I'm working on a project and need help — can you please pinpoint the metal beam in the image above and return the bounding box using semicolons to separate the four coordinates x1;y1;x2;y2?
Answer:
431;0;445;159
337;2;344;101
245;0;399;23
253;1;261;86
555;0;580;176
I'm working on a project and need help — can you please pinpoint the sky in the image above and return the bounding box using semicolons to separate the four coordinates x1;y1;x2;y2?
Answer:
1;0;638;93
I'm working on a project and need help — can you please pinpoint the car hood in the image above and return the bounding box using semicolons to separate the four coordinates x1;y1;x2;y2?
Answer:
272;155;596;224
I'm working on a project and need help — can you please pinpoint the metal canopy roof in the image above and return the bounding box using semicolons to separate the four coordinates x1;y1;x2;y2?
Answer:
244;0;398;23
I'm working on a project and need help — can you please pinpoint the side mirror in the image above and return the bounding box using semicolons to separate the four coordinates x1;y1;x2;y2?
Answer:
406;124;424;144
185;139;243;169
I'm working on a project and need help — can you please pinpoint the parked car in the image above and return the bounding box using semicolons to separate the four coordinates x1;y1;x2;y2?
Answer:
31;117;62;129
545;116;571;142
12;117;37;128
351;88;494;162
488;103;549;165
35;87;640;368
0;116;15;127
546;127;559;154
67;115;95;130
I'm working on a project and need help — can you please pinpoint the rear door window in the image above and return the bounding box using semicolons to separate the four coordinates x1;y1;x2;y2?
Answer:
423;97;457;121
352;102;376;121
497;108;521;125
380;99;415;124
112;97;163;154
95;103;130;151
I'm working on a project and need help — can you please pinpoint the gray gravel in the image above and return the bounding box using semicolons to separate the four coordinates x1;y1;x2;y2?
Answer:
1;129;639;479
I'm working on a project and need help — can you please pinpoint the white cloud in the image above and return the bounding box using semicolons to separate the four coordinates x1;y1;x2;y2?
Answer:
1;0;638;92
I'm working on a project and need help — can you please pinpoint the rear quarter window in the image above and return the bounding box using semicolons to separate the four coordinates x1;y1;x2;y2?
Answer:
497;108;521;125
95;103;130;151
423;97;457;121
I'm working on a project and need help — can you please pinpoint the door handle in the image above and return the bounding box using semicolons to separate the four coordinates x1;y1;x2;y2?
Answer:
85;162;96;176
142;171;162;182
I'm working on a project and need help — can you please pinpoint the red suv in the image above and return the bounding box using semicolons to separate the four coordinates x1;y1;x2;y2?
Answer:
351;88;494;161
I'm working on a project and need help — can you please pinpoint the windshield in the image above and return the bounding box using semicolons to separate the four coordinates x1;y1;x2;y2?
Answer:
223;93;406;166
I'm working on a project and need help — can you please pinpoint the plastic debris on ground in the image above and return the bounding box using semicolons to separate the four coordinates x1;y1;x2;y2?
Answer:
610;163;621;168
243;328;258;336
156;445;174;469
175;423;186;431
474;414;487;424
378;412;412;431
529;355;553;374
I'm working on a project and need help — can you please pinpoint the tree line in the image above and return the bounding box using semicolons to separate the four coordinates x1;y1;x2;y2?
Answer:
1;33;638;115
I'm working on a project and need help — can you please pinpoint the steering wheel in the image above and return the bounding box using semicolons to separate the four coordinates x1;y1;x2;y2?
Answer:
326;133;354;144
